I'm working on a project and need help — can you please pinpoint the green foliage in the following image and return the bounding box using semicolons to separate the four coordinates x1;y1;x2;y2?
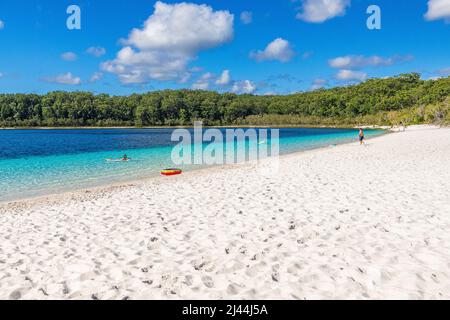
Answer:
0;74;448;127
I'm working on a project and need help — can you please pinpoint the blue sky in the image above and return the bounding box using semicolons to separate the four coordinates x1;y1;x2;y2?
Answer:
0;0;449;95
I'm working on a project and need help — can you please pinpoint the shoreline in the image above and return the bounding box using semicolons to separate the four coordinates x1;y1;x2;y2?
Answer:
0;129;389;207
1;124;399;130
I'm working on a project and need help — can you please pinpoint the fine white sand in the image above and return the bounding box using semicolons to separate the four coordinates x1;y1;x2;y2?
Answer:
1;125;450;300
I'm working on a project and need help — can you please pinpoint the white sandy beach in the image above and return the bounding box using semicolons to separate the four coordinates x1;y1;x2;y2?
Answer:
1;125;450;300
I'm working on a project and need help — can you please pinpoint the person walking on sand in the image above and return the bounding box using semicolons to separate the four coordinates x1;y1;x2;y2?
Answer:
359;128;365;145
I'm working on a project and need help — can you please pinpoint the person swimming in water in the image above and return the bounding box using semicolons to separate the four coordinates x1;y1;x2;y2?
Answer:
359;128;365;145
122;154;129;161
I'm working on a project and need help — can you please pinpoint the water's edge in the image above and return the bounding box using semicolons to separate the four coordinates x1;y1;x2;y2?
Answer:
0;130;387;205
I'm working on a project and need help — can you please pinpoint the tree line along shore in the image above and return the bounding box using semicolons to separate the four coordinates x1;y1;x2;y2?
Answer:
0;73;449;128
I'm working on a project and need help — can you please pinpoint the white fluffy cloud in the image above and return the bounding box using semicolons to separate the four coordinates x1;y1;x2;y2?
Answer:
90;72;104;82
329;55;413;69
240;11;253;24
190;70;255;93
310;78;328;90
192;81;209;90
336;69;367;82
216;70;231;85
192;72;215;90
44;72;81;85
425;0;450;21
0;20;4;30
250;38;295;63
232;80;257;94
86;47;106;57
61;52;77;61
201;72;215;80
102;1;234;84
296;0;351;23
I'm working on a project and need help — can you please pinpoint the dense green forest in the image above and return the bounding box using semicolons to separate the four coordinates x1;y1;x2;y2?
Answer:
1;73;449;128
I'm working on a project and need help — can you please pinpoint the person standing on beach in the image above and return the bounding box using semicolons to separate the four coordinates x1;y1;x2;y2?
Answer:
359;129;365;145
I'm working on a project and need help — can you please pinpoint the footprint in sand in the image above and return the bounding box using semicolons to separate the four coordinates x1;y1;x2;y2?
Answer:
183;275;193;286
9;289;23;300
227;284;239;295
202;276;214;288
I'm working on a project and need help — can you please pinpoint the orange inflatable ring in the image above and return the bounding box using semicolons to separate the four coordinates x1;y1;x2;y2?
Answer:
161;168;183;176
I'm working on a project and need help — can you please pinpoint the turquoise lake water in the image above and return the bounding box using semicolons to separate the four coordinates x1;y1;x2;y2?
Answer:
0;128;384;202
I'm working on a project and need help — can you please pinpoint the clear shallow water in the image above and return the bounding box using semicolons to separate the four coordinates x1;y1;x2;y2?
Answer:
0;128;384;202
